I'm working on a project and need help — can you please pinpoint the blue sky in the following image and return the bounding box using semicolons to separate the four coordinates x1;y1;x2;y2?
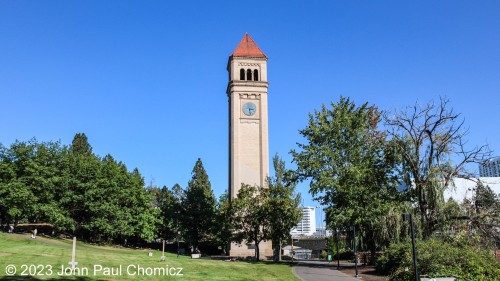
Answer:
1;1;499;226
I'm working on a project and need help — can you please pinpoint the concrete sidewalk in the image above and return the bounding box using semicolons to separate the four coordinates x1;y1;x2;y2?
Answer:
293;260;360;281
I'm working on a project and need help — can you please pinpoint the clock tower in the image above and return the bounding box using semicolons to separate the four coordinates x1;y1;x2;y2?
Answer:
227;34;272;257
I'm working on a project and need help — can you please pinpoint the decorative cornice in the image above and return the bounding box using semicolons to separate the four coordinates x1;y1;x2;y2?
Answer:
240;119;259;124
226;81;269;96
228;81;269;87
239;93;261;100
237;62;261;67
229;56;268;61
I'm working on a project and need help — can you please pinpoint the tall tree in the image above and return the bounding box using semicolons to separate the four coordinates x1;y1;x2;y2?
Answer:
181;159;217;253
154;185;181;241
0;134;158;245
214;191;232;254
385;97;490;238
171;183;185;243
171;183;185;203
64;133;101;238
126;168;159;243
0;139;69;228
468;182;500;248
291;97;400;260
267;154;301;261
231;184;271;261
70;133;92;155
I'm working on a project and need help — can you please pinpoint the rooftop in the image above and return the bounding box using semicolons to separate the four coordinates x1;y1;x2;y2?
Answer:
231;33;267;58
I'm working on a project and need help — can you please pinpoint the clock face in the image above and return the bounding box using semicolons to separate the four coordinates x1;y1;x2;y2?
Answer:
243;102;257;116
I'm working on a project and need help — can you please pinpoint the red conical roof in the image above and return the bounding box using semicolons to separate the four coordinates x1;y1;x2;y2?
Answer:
231;33;267;58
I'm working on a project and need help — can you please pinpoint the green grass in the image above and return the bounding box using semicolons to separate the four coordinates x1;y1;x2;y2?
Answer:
0;233;298;281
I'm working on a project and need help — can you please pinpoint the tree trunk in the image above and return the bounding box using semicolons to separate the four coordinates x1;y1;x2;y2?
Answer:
255;242;260;261
253;229;261;261
368;238;377;265
278;238;282;261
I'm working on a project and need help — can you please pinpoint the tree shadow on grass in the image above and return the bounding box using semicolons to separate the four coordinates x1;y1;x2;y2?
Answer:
236;259;297;268
292;260;341;270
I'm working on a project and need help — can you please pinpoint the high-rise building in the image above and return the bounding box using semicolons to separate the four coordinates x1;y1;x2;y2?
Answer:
313;227;331;237
291;207;316;236
479;157;500;177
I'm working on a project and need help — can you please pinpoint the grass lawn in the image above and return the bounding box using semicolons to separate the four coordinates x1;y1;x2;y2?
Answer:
0;233;298;281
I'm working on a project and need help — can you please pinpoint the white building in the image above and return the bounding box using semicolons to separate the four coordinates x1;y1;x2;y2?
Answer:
479;157;500;177
313;227;331;237
291;206;316;236
444;177;500;202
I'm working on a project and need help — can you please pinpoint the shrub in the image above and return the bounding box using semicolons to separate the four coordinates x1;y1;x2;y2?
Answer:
378;239;500;281
335;250;354;260
376;242;411;274
320;250;328;260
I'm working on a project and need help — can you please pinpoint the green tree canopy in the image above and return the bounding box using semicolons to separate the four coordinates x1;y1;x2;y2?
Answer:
291;97;401;258
214;191;232;254
267;154;301;261
181;158;217;253
385;98;490;238
153;185;182;241
70;133;92;155
230;184;270;261
0;134;159;245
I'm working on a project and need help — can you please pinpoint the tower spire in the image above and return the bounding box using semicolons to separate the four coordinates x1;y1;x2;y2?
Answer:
231;33;267;58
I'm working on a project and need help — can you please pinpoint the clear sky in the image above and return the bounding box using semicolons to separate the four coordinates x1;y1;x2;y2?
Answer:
1;1;499;227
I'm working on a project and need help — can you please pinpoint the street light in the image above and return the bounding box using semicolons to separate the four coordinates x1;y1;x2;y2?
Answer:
336;228;340;270
350;225;359;278
291;237;299;262
176;210;180;257
403;214;419;281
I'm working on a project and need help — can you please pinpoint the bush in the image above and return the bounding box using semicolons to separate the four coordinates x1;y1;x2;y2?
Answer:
378;239;500;281
376;242;411;274
334;250;354;260
320;250;328;260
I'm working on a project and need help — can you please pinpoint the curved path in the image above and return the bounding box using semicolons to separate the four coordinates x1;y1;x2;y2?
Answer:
293;260;359;281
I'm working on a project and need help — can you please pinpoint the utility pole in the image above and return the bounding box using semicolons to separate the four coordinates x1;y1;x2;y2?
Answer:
351;226;359;278
403;214;419;281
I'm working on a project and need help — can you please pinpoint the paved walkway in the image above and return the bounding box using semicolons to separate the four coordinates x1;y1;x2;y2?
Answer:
293;260;360;281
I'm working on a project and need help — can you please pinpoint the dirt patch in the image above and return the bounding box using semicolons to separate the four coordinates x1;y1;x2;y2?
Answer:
0;253;12;257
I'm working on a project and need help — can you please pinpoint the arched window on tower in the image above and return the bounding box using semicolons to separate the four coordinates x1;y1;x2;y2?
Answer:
246;69;252;81
240;69;245;80
253;69;259;81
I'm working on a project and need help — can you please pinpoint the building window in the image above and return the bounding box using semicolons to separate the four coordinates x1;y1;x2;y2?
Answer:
246;69;252;80
253;69;259;81
240;69;245;80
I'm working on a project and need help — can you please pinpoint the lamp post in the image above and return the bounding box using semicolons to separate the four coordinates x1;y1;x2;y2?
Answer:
403;214;419;281
350;225;359;278
176;210;180;257
336;228;340;270
291;237;299;262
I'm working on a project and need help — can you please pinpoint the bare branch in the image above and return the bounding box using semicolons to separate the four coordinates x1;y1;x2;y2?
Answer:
384;97;492;237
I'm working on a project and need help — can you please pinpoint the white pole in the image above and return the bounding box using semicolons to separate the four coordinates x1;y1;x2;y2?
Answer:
71;237;76;271
320;210;323;236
